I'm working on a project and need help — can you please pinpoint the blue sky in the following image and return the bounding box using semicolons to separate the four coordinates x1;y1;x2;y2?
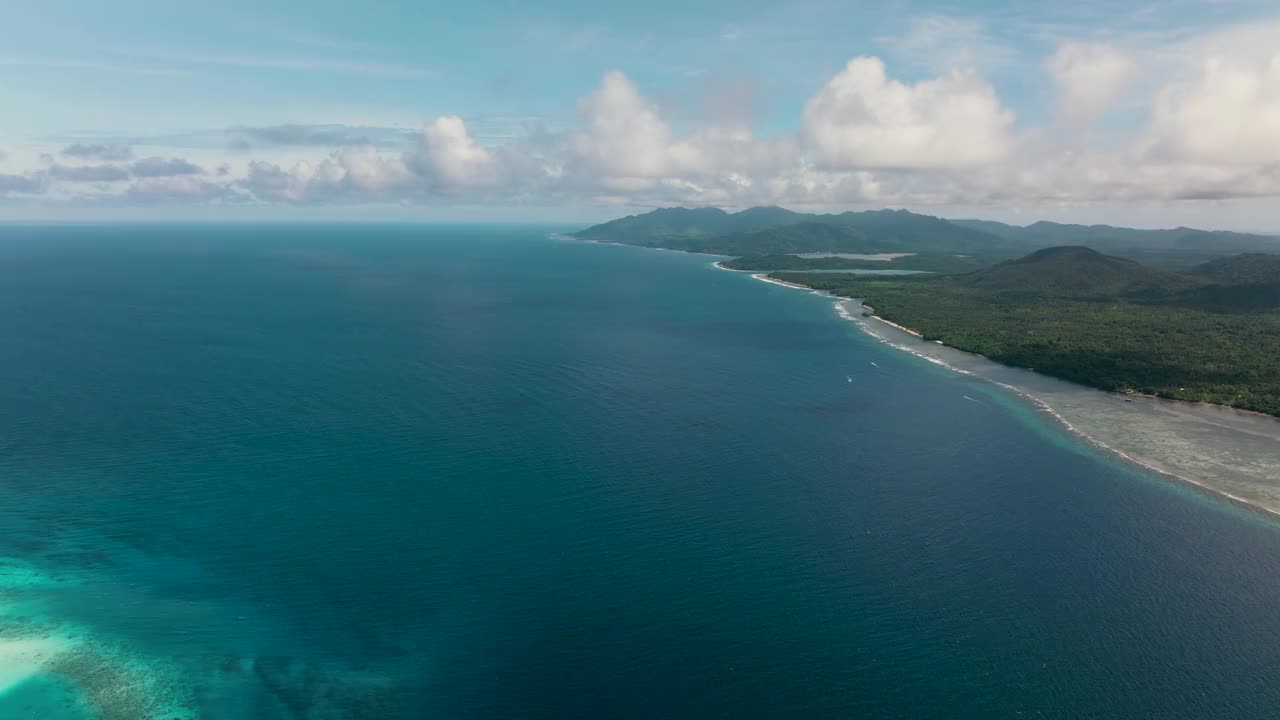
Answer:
3;0;1280;229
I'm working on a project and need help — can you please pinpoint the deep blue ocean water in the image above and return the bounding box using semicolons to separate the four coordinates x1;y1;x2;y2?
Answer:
2;224;1280;719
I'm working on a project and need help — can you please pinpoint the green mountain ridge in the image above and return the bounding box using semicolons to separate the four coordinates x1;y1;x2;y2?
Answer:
576;206;1280;259
688;222;870;255
952;218;1280;255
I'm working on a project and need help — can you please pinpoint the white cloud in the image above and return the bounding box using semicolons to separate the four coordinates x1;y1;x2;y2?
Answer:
570;71;684;178
7;23;1280;223
244;146;416;203
415;116;503;189
1145;50;1280;165
1047;42;1138;123
801;56;1014;170
335;146;417;193
566;70;798;196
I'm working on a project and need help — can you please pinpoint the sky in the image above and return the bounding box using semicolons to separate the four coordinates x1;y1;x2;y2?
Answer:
2;0;1279;230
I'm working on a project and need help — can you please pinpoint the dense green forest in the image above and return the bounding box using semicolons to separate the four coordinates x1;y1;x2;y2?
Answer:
772;248;1280;417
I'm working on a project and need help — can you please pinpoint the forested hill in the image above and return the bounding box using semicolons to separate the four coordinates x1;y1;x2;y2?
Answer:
1192;253;1280;284
574;206;801;246
958;246;1200;298
1182;254;1280;313
574;206;1279;259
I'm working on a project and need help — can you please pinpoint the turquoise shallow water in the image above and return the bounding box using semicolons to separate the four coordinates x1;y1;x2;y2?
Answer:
2;224;1280;719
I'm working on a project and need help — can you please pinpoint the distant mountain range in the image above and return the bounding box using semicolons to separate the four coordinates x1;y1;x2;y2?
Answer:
573;206;1280;260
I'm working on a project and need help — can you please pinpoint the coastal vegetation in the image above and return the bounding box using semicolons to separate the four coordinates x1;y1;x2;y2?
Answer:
771;247;1280;417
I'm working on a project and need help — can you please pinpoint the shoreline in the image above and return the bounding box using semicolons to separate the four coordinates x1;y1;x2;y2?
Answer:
849;299;1280;422
853;305;1280;522
859;305;922;338
748;273;813;290
722;264;1280;520
554;233;728;258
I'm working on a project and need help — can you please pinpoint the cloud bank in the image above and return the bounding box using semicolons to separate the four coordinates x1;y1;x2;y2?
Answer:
5;21;1280;218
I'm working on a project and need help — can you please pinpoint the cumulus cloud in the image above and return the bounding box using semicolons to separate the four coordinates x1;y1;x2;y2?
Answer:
801;56;1014;170
570;71;686;178
243;146;417;203
241;117;563;204
566;70;798;195
61;143;133;161
415;116;504;189
1048;42;1138;123
130;157;205;177
242;161;304;202
1145;51;1280;165
48;163;131;182
335;146;418;193
8;29;1280;216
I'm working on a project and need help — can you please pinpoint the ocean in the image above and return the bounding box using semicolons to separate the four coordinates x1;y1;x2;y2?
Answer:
2;223;1280;719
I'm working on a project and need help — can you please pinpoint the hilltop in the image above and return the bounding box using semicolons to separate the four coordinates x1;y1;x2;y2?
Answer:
959;246;1199;298
574;206;801;247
